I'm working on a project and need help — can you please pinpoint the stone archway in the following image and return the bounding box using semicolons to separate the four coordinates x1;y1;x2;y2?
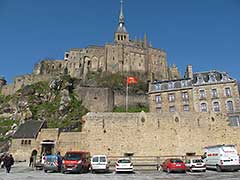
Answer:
31;149;38;156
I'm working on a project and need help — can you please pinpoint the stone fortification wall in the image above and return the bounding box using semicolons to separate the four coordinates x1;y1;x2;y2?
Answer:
74;87;114;112
82;112;240;156
11;112;240;161
57;132;88;154
114;90;148;108
1;74;54;96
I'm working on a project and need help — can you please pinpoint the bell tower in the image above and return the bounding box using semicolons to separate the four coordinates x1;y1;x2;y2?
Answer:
114;0;129;43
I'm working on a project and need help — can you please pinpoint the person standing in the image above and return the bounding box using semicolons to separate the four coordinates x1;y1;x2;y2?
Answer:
29;155;33;167
3;154;14;173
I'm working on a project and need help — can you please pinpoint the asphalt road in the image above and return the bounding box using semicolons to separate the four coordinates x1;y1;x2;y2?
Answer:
0;162;240;180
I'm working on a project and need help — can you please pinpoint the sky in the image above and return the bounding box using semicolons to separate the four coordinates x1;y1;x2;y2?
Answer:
0;0;240;83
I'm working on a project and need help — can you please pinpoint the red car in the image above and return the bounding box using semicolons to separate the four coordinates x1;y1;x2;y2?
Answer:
61;151;91;173
161;158;187;173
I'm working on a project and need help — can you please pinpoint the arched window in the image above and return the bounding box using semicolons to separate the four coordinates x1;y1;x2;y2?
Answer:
227;100;234;112
200;103;207;112
213;102;220;112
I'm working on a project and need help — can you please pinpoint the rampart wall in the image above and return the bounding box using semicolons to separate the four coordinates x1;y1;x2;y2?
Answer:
82;112;240;156
11;112;240;161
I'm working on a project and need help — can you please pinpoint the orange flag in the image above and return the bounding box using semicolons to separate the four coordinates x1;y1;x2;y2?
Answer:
127;76;137;84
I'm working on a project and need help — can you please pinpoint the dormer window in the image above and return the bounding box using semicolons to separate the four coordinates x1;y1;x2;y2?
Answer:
196;74;204;84
154;84;161;91
168;82;174;89
209;73;217;82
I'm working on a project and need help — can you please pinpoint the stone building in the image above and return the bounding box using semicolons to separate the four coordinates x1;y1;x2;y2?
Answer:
148;65;240;124
33;1;180;81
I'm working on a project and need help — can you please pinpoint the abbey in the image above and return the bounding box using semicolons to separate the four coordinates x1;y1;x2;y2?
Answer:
33;1;180;81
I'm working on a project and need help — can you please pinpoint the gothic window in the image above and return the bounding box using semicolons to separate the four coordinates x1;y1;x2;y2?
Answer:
211;89;218;98
227;100;234;112
213;102;220;112
168;94;175;102
200;103;207;112
182;92;189;101
155;95;161;104
199;90;206;99
183;105;190;112
169;106;175;112
118;35;120;41
21;140;24;145
225;87;231;97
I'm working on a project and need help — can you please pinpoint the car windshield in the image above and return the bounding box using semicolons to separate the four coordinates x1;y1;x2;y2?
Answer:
65;153;82;160
46;156;57;162
192;159;203;163
170;159;183;163
100;157;106;162
118;159;131;163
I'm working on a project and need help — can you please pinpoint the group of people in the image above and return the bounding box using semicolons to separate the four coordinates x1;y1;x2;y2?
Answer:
0;153;14;173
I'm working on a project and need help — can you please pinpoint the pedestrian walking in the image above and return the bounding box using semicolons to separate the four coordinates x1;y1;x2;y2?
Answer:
29;155;34;167
3;154;14;173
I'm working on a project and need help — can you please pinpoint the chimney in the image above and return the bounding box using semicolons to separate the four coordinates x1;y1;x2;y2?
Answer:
185;65;193;79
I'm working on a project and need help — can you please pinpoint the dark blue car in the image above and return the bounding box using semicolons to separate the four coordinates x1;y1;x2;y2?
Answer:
43;155;62;173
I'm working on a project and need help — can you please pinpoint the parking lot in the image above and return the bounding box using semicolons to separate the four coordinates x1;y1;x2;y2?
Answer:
0;162;240;180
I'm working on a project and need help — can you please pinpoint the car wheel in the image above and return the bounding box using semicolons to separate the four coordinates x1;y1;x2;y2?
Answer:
216;165;222;172
167;167;171;173
44;169;47;173
202;169;206;172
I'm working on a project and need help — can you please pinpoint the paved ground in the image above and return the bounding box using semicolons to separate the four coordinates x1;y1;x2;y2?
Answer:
0;162;240;180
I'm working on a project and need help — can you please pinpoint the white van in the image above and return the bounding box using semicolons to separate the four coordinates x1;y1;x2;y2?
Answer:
91;155;109;173
203;144;240;172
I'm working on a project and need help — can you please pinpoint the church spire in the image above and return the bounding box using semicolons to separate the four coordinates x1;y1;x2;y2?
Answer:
114;0;129;43
119;0;124;23
116;0;128;34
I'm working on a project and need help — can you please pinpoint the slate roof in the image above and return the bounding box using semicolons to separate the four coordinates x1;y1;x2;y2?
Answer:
13;120;46;139
192;70;235;85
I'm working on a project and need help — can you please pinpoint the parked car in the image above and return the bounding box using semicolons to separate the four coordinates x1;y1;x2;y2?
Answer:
43;154;62;173
203;144;240;172
161;158;186;173
115;158;133;172
61;151;91;173
91;155;109;173
185;158;206;172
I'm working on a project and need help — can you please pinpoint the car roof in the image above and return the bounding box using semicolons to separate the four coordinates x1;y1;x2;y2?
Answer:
65;151;90;154
117;158;131;161
92;155;107;157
